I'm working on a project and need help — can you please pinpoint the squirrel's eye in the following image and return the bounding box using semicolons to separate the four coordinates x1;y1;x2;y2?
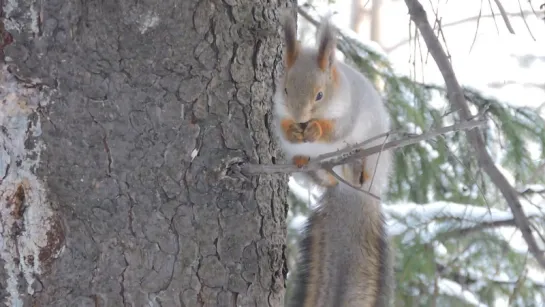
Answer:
284;88;288;95
315;92;324;101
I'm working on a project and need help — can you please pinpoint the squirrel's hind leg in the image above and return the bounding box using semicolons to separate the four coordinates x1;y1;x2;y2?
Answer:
341;158;369;188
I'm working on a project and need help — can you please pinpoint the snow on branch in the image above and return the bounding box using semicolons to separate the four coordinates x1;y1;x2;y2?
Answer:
438;278;489;307
403;0;545;269
385;201;544;242
518;184;545;195
438;260;545;289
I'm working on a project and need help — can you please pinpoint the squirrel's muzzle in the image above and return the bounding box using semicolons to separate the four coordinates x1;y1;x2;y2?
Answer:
298;122;309;130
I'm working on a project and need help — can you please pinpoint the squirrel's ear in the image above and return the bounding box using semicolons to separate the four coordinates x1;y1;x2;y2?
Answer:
281;12;300;69
316;16;337;71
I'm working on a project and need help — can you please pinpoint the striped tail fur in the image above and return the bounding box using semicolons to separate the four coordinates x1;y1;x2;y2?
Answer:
287;184;394;307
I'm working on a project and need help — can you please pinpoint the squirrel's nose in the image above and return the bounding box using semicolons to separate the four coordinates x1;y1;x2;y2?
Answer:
298;122;309;130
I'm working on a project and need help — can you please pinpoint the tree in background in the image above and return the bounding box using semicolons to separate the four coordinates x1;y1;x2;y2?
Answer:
0;0;289;306
350;0;383;46
286;3;545;307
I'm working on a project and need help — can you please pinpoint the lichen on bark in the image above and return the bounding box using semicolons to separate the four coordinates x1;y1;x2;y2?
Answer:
0;65;63;307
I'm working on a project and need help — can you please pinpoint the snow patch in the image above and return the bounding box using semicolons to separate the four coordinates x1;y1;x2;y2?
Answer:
288;175;323;208
290;215;308;232
438;278;488;307
0;66;63;305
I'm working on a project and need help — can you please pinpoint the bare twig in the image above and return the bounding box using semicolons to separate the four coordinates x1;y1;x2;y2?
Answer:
516;0;536;40
470;0;484;53
384;10;533;53
368;132;390;192
493;0;516;34
404;0;545;269
487;0;501;34
239;118;486;175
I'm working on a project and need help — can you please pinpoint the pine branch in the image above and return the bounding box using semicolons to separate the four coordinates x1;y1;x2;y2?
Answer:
386;201;545;242
435;263;545;288
404;0;545;269
437;216;540;241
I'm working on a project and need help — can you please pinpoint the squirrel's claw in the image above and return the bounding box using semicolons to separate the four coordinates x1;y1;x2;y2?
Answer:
292;155;310;168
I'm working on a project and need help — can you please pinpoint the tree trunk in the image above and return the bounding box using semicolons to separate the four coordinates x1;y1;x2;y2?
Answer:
370;0;383;46
0;1;290;306
350;0;383;47
350;0;366;33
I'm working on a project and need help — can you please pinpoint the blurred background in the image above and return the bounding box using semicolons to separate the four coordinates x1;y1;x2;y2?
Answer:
285;1;545;306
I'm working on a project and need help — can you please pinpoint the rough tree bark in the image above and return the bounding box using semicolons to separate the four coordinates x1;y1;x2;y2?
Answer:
0;0;291;306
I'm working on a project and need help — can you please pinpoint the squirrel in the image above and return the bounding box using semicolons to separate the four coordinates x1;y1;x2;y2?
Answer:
273;13;394;307
272;13;391;196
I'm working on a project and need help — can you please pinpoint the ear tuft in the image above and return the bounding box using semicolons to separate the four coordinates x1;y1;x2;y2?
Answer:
281;11;300;69
316;15;337;71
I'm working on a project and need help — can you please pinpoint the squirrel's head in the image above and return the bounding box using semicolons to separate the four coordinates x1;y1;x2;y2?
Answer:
279;14;341;124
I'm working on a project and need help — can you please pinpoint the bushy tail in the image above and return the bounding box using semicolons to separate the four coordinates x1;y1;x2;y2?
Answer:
287;184;394;307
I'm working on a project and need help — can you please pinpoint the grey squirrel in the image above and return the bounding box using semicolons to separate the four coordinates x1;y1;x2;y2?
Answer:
273;13;394;307
273;13;391;196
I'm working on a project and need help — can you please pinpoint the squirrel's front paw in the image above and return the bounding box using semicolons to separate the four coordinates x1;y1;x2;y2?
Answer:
303;119;335;142
281;119;304;143
292;155;310;168
302;120;323;142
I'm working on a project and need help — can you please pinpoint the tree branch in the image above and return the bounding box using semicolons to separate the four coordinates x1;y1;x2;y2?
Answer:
437;216;539;241
239;118;486;175
404;0;545;269
435;262;545;288
492;0;516;34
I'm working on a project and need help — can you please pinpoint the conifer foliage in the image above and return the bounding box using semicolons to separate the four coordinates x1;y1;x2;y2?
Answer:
285;7;545;307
